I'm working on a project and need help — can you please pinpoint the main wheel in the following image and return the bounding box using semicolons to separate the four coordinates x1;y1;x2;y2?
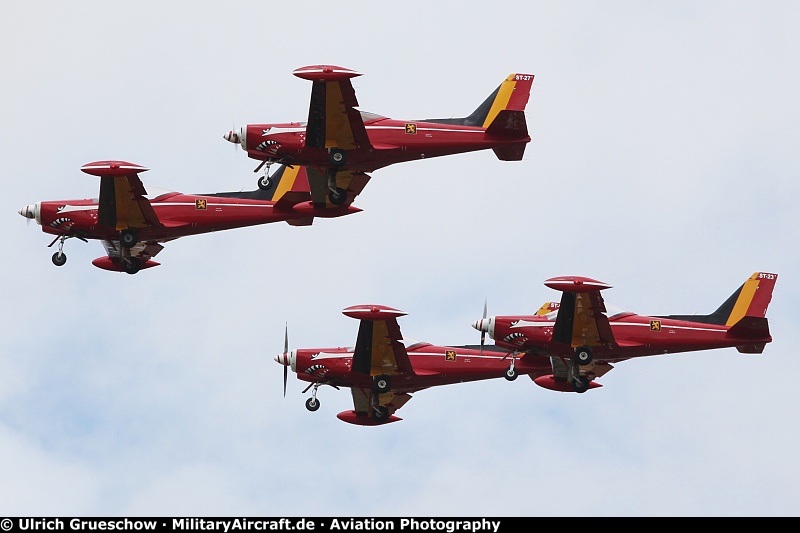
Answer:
120;229;138;249
573;376;590;394
51;252;67;267
328;187;347;206
575;346;593;365
504;367;518;381
373;406;390;423
328;148;347;167
123;257;141;275
374;375;391;394
257;175;274;191
305;397;320;412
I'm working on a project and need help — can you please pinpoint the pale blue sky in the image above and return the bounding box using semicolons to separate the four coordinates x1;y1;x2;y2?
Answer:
2;0;799;516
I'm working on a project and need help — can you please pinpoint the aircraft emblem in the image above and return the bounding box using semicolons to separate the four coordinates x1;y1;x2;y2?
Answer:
445;350;456;361
195;199;207;210
405;123;417;134
650;320;662;331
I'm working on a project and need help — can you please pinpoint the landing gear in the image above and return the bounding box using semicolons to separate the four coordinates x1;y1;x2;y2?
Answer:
328;187;347;206
575;346;593;365
573;375;590;394
257;174;274;191
504;352;518;381
374;375;391;394
122;257;141;275
305;397;320;412
51;236;68;266
120;229;138;249
305;383;321;412
328;147;347;166
325;167;348;206
372;405;390;423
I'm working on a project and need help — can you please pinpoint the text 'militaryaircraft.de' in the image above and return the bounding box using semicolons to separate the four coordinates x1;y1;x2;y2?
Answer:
18;160;369;274
274;304;554;426
224;65;534;204
472;272;778;393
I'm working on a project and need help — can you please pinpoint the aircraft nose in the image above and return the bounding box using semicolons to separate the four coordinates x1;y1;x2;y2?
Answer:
18;203;40;223
223;126;247;149
472;318;487;332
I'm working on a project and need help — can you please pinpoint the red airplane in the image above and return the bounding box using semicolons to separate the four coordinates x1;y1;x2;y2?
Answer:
472;272;778;393
224;65;534;204
274;304;554;426
18;160;369;274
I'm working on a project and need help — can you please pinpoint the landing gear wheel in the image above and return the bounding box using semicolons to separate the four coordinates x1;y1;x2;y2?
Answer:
51;252;67;267
374;375;391;394
504;366;518;381
373;406;390;423
573;376;590;394
257;175;274;191
120;230;138;249
305;397;320;412
328;147;347;167
575;346;593;365
123;257;141;275
328;187;347;206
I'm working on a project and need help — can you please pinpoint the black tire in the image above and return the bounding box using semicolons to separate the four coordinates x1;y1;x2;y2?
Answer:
573;376;590;394
373;406;390;423
504;367;518;381
120;230;138;249
374;375;391;394
257;175;274;191
305;397;320;412
123;257;141;275
575;346;593;365
51;252;67;267
328;148;347;167
328;187;347;206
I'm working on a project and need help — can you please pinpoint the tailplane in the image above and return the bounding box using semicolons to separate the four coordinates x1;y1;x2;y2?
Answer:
664;272;778;327
424;72;534;132
205;165;311;205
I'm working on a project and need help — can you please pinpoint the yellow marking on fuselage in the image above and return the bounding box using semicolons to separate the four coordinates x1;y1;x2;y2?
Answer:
726;274;761;326
481;74;517;129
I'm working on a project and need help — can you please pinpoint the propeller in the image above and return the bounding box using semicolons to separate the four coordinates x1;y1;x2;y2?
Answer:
480;297;487;353
282;322;289;397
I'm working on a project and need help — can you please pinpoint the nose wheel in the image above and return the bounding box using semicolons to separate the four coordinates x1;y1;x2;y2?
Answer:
305;383;321;412
257;161;275;191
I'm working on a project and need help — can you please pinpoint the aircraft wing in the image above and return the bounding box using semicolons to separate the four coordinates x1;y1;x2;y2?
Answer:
549;282;617;351
94;165;163;231
306;167;371;208
350;311;415;377
304;75;372;152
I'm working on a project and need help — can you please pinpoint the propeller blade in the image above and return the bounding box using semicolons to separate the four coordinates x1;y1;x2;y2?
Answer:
480;297;487;353
282;322;289;397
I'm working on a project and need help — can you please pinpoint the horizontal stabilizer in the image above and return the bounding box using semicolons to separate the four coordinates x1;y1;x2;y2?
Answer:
727;316;771;340
286;216;314;226
274;190;312;209
485;110;528;136
492;143;527;161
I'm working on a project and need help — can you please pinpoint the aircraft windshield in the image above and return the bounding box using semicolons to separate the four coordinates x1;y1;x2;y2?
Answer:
360;111;385;122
